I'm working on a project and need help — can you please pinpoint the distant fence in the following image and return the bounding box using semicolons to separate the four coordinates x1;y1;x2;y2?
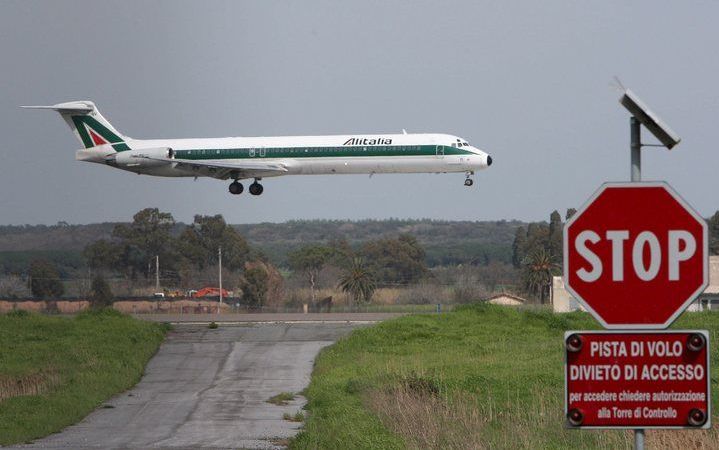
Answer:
0;299;89;314
0;299;454;315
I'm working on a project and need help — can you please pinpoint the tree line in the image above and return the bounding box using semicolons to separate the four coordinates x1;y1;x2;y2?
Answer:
11;207;719;306
0;218;521;271
23;208;433;308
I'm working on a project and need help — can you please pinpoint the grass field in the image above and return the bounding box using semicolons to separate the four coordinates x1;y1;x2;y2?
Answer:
0;309;168;445
292;304;719;449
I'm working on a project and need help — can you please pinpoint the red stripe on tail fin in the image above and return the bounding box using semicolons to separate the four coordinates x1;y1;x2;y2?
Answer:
89;128;108;146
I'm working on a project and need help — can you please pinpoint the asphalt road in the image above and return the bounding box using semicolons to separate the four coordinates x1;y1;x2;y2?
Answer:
13;322;368;450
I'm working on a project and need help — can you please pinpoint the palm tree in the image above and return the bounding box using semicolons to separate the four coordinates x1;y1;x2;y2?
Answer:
338;258;376;309
522;248;560;304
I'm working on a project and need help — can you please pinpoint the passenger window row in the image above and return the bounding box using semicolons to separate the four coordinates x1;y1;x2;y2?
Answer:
181;145;425;157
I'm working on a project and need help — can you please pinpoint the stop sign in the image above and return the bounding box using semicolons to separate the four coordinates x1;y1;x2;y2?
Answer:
564;182;708;329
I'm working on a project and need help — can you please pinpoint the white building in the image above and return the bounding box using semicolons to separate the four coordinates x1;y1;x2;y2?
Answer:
551;277;585;313
695;255;719;311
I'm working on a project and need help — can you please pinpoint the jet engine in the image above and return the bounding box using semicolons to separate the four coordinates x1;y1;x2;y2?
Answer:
109;147;173;168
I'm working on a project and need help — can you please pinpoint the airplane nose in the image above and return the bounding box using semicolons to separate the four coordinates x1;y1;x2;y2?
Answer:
487;155;493;166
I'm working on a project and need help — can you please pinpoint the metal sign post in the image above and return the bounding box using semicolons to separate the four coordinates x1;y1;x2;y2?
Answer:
626;88;682;449
630;116;644;450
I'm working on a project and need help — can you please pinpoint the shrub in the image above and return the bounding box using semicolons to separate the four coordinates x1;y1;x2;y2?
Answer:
28;260;64;299
6;309;30;318
90;275;114;308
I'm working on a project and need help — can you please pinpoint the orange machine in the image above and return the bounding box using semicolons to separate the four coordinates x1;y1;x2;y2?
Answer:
192;287;230;299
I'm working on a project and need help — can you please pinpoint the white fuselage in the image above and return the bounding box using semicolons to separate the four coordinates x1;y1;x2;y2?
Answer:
77;133;492;180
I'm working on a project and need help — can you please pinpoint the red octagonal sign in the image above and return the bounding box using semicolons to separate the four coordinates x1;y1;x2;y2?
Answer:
564;182;708;329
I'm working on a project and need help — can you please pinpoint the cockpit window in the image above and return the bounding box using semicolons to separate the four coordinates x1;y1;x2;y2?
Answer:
454;139;470;147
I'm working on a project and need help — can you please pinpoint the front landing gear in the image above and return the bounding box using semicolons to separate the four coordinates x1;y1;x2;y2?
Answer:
464;171;474;187
229;181;244;195
249;181;264;196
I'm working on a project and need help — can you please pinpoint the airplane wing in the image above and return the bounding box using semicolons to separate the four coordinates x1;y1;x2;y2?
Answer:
136;156;288;180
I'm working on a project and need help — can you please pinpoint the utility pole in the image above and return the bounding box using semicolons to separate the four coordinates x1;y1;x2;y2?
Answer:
218;246;223;314
155;255;160;292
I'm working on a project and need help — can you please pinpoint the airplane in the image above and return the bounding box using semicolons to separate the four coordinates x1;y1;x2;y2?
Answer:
23;101;492;195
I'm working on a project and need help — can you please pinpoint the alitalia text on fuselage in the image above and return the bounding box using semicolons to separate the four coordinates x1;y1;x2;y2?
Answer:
23;101;493;196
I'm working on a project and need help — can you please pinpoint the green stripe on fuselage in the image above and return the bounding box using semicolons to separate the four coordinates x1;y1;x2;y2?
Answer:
112;143;131;151
174;145;471;160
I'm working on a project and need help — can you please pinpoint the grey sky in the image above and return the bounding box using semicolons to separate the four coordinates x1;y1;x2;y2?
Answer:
1;1;718;225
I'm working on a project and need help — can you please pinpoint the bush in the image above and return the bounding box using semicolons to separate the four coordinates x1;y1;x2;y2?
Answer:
28;260;64;299
90;275;114;308
241;266;268;307
452;273;490;304
6;309;30;318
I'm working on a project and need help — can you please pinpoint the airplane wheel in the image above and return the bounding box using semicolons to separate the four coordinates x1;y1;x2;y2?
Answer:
229;181;244;195
249;182;264;196
464;179;474;187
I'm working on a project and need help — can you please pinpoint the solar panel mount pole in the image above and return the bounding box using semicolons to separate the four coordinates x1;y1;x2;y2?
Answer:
630;116;644;450
631;117;641;182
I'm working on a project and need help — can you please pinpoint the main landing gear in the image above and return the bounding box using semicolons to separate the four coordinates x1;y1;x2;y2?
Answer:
249;181;263;196
229;179;264;195
464;171;474;187
229;181;244;195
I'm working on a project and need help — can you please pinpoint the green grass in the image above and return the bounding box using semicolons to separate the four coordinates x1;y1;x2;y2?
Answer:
268;391;296;406
283;411;306;422
0;309;168;445
291;304;719;449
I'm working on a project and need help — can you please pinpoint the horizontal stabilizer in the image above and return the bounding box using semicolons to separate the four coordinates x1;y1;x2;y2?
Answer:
22;101;129;149
21;101;95;113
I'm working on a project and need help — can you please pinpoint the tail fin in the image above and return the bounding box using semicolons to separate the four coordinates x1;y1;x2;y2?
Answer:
21;101;131;151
